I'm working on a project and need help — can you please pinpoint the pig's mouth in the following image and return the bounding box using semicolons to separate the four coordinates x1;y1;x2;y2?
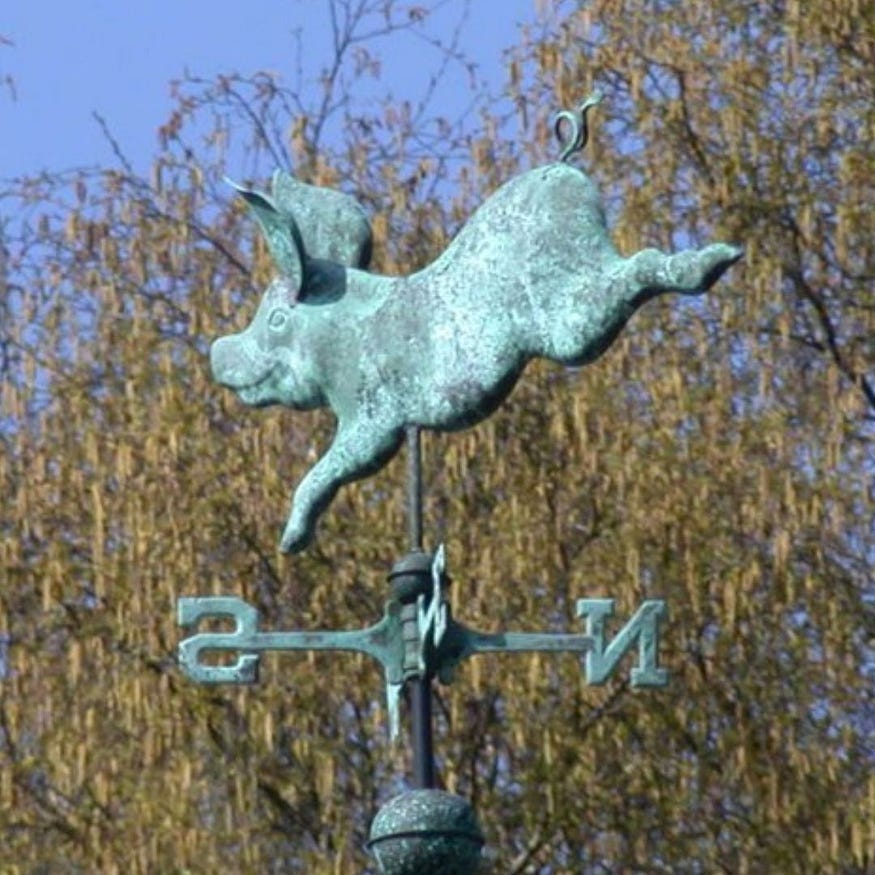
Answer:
234;366;278;406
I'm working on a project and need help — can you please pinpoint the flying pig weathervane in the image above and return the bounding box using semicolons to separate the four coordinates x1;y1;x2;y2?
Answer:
209;90;741;553
179;93;742;872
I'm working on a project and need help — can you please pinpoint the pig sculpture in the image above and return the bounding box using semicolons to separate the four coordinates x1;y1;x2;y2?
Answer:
211;95;742;552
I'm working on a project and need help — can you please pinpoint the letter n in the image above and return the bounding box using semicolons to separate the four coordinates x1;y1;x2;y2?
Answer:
576;599;668;687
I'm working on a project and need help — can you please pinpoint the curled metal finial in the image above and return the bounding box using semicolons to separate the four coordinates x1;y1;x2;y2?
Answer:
554;91;604;162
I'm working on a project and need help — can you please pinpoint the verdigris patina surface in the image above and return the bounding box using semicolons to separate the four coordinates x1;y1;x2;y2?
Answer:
211;95;742;552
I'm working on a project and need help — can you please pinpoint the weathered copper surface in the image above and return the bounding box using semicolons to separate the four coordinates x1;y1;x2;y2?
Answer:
211;94;742;553
368;789;484;875
178;547;667;741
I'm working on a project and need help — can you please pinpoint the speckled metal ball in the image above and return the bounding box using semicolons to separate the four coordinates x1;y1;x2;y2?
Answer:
368;789;484;874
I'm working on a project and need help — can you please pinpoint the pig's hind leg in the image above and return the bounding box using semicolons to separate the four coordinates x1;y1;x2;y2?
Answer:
280;420;404;553
624;243;743;299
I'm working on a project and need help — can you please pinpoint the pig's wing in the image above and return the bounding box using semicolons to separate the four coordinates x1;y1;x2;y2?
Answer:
272;170;372;270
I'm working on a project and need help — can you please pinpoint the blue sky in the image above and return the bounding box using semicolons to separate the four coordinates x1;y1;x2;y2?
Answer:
1;0;539;179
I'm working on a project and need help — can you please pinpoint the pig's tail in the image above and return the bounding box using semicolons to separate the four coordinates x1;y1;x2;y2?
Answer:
554;91;604;162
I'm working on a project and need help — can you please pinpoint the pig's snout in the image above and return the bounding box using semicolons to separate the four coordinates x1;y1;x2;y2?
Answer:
210;334;272;390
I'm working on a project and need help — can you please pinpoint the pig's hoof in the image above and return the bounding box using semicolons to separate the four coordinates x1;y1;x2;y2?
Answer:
280;518;312;553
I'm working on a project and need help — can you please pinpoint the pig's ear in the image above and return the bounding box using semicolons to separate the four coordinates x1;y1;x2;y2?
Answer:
226;178;307;295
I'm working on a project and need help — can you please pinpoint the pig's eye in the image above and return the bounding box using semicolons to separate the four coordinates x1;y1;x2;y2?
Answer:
267;308;289;332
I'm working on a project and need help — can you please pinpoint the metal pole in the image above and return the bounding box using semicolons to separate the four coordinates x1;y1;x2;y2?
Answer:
406;425;423;551
411;676;436;788
405;425;435;789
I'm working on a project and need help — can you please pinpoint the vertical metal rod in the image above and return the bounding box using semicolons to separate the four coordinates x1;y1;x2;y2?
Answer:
411;677;436;788
405;425;435;788
406;425;423;551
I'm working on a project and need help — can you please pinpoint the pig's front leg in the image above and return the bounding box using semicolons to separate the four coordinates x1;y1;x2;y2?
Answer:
625;242;743;298
280;421;404;553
